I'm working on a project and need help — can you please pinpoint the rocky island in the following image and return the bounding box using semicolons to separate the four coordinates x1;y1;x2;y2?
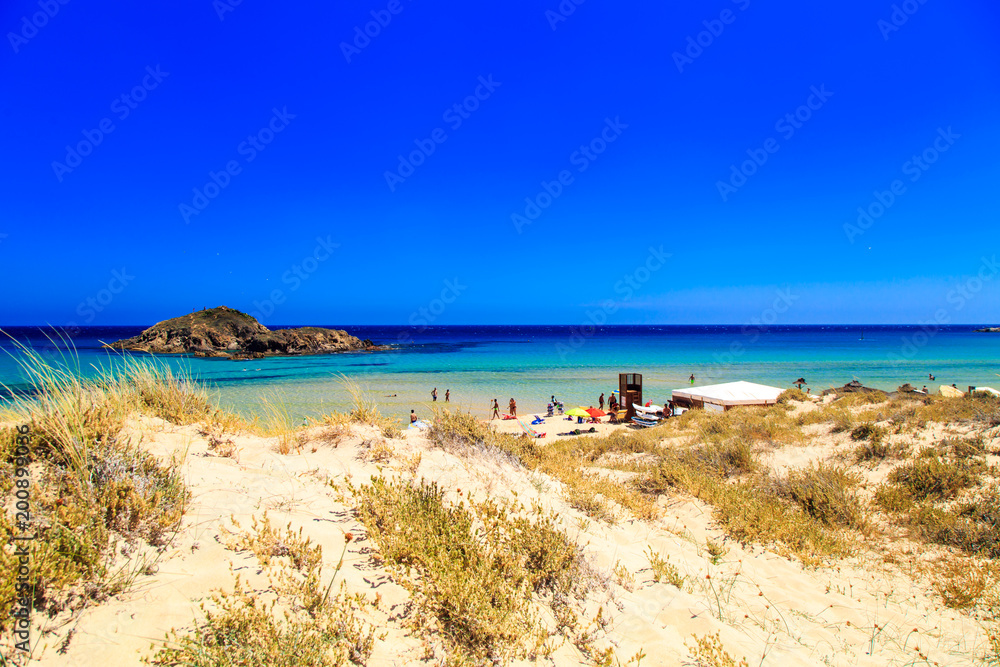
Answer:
104;306;382;359
975;327;1000;332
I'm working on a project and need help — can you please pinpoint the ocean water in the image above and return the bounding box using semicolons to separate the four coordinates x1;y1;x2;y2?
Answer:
1;325;998;422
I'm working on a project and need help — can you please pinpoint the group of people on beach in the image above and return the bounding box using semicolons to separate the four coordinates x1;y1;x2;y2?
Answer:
490;398;516;419
431;387;449;402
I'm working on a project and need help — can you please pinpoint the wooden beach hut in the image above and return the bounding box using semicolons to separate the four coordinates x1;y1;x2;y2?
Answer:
619;373;642;421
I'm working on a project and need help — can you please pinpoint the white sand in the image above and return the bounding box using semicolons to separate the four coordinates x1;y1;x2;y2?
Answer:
30;410;996;666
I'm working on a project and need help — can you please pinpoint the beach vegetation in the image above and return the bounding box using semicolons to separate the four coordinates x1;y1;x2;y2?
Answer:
914;393;1000;426
0;348;190;647
305;375;404;441
646;547;687;588
853;435;908;464
259;394;301;454
773;464;867;530
356;437;394;464
850;422;886;442
887;455;983;502
833;391;887;407
776;388;808;404
429;409;658;522
150;514;377;667
350;475;608;664
688;631;748;667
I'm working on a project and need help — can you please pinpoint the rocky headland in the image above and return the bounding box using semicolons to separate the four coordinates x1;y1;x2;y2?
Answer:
104;306;381;359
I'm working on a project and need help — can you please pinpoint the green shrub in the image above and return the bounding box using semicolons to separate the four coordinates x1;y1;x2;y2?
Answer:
353;476;590;663
850;422;886;442
888;457;982;502
777;388;808;404
150;516;376;667
776;464;866;529
874;484;915;512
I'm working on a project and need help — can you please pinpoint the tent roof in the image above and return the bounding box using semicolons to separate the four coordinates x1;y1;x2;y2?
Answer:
671;381;784;406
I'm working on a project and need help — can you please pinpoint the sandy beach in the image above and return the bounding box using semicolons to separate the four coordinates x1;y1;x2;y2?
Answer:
14;389;998;666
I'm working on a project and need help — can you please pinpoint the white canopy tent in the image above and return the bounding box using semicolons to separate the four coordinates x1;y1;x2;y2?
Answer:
671;381;784;411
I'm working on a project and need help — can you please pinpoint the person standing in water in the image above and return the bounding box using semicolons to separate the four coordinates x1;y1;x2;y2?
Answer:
689;373;695;385
509;397;517;417
432;388;437;401
445;389;450;402
598;393;605;410
491;399;500;420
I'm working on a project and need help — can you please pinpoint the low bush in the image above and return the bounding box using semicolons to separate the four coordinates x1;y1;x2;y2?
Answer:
0;351;191;647
353;476;594;663
775;464;866;530
850;422;886;442
777;388;808;404
888;456;983;502
151;516;376;666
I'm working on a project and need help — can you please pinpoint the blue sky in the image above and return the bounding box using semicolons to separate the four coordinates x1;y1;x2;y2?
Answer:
2;0;999;326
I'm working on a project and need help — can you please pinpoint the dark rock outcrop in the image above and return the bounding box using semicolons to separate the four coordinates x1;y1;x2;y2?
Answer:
105;306;382;358
975;327;1000;333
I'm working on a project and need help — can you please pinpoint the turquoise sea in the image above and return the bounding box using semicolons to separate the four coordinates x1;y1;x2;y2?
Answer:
1;325;998;422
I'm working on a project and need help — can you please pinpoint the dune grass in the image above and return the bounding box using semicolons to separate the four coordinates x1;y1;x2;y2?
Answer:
0;345;195;651
312;375;402;440
351;475;604;665
149;514;377;667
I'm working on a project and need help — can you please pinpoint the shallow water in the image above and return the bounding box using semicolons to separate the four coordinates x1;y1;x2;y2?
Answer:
1;325;997;423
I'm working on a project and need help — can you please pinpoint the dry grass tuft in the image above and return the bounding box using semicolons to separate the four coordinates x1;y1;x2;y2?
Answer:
888;456;983;502
321;375;403;440
352;476;604;664
777;388;809;404
151;515;377;666
774;464;867;530
0;349;191;649
933;558;993;610
688;631;748;667
646;547;687;588
356;437;394;464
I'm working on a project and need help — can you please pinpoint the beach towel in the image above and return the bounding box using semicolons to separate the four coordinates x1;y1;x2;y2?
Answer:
517;418;546;438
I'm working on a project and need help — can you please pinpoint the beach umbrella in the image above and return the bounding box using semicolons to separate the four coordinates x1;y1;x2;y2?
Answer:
585;407;606;418
564;407;590;417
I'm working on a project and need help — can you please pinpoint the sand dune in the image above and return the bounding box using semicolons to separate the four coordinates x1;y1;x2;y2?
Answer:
26;400;996;666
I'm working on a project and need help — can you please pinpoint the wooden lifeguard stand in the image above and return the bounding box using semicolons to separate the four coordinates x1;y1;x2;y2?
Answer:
619;373;642;421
